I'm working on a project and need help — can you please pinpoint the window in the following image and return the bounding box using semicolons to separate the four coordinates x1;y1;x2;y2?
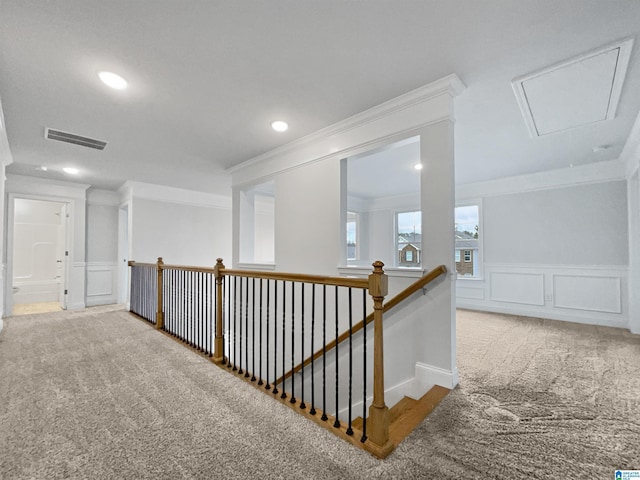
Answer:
455;204;480;277
397;210;421;267
346;211;358;260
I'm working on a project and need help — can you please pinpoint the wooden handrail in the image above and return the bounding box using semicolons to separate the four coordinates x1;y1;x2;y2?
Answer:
128;261;157;268
129;260;369;289
275;264;447;385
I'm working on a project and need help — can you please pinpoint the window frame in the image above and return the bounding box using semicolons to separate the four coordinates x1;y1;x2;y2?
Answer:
395;209;422;268
346;211;359;261
454;200;483;280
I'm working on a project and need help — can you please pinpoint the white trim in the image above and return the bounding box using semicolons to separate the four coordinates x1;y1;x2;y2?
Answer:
232;119;454;190
121;181;232;210
457;302;627;330
336;365;458;418
235;262;276;271
229;74;465;175
457;262;629;330
0;94;14;167
414;362;459;390
621;107;640;179
456;160;626;200
337;266;424;279
511;37;634;138
552;273;622;314
6;174;90;197
482;262;628;272
87;188;120;206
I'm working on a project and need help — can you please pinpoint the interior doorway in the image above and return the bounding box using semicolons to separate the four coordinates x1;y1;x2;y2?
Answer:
10;198;69;316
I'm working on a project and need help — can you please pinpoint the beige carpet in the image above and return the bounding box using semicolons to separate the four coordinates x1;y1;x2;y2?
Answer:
0;306;638;479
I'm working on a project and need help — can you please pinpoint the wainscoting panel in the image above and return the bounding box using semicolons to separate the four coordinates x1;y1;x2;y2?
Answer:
456;263;629;329
490;272;544;306
553;274;622;314
456;285;485;300
86;262;118;307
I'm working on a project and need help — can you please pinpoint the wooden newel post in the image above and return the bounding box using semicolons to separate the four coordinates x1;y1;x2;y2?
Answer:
213;258;225;364
367;260;394;457
156;257;164;330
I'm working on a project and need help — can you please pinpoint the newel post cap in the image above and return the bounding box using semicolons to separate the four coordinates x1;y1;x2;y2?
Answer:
214;258;225;277
157;257;164;266
368;260;388;297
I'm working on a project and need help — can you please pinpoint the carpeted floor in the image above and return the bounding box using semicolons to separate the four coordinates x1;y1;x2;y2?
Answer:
0;306;638;479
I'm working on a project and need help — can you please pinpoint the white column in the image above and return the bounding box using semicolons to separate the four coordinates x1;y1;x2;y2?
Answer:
418;118;458;385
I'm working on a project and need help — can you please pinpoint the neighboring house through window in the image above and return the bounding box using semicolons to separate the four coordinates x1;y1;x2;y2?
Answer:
455;204;481;278
397;210;421;267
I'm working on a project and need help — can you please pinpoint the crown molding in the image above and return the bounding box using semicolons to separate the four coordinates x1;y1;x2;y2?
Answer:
620;107;640;179
122;180;231;210
6;174;90;198
456;160;626;200
87;188;121;207
228;74;465;176
0;94;14;168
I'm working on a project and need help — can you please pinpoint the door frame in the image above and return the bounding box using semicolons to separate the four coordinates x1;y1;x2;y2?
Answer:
117;203;130;305
5;193;71;316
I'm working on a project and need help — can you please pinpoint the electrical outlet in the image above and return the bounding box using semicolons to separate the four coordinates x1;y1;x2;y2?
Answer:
545;293;553;302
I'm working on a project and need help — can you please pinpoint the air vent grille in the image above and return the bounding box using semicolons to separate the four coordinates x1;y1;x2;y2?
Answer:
45;128;107;150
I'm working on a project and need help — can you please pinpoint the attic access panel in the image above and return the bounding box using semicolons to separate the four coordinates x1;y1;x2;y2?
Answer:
512;38;633;137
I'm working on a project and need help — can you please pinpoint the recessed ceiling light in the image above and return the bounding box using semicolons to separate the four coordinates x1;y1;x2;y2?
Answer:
414;163;423;170
98;71;127;90
40;166;48;171
63;167;79;175
271;121;288;132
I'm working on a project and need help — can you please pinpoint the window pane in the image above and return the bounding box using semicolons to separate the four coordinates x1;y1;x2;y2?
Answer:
455;205;479;277
397;211;421;266
346;213;357;260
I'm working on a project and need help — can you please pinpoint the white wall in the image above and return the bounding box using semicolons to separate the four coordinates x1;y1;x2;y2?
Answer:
457;166;630;330
232;75;464;398
274;159;341;275
131;196;231;267
86;189;119;306
483;181;627;265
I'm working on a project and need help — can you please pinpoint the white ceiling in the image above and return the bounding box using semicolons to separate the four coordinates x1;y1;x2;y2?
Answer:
1;1;640;194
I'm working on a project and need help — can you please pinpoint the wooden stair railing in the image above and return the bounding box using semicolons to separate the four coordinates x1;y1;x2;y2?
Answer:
128;257;412;458
275;264;447;387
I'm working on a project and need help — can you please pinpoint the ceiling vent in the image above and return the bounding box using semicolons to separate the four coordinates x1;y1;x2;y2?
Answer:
45;128;107;150
512;38;634;138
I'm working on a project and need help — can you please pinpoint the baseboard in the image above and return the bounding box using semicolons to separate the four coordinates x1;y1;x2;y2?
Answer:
337;363;458;418
338;376;415;418
414;362;459;391
85;297;118;307
68;302;86;310
457;300;627;330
